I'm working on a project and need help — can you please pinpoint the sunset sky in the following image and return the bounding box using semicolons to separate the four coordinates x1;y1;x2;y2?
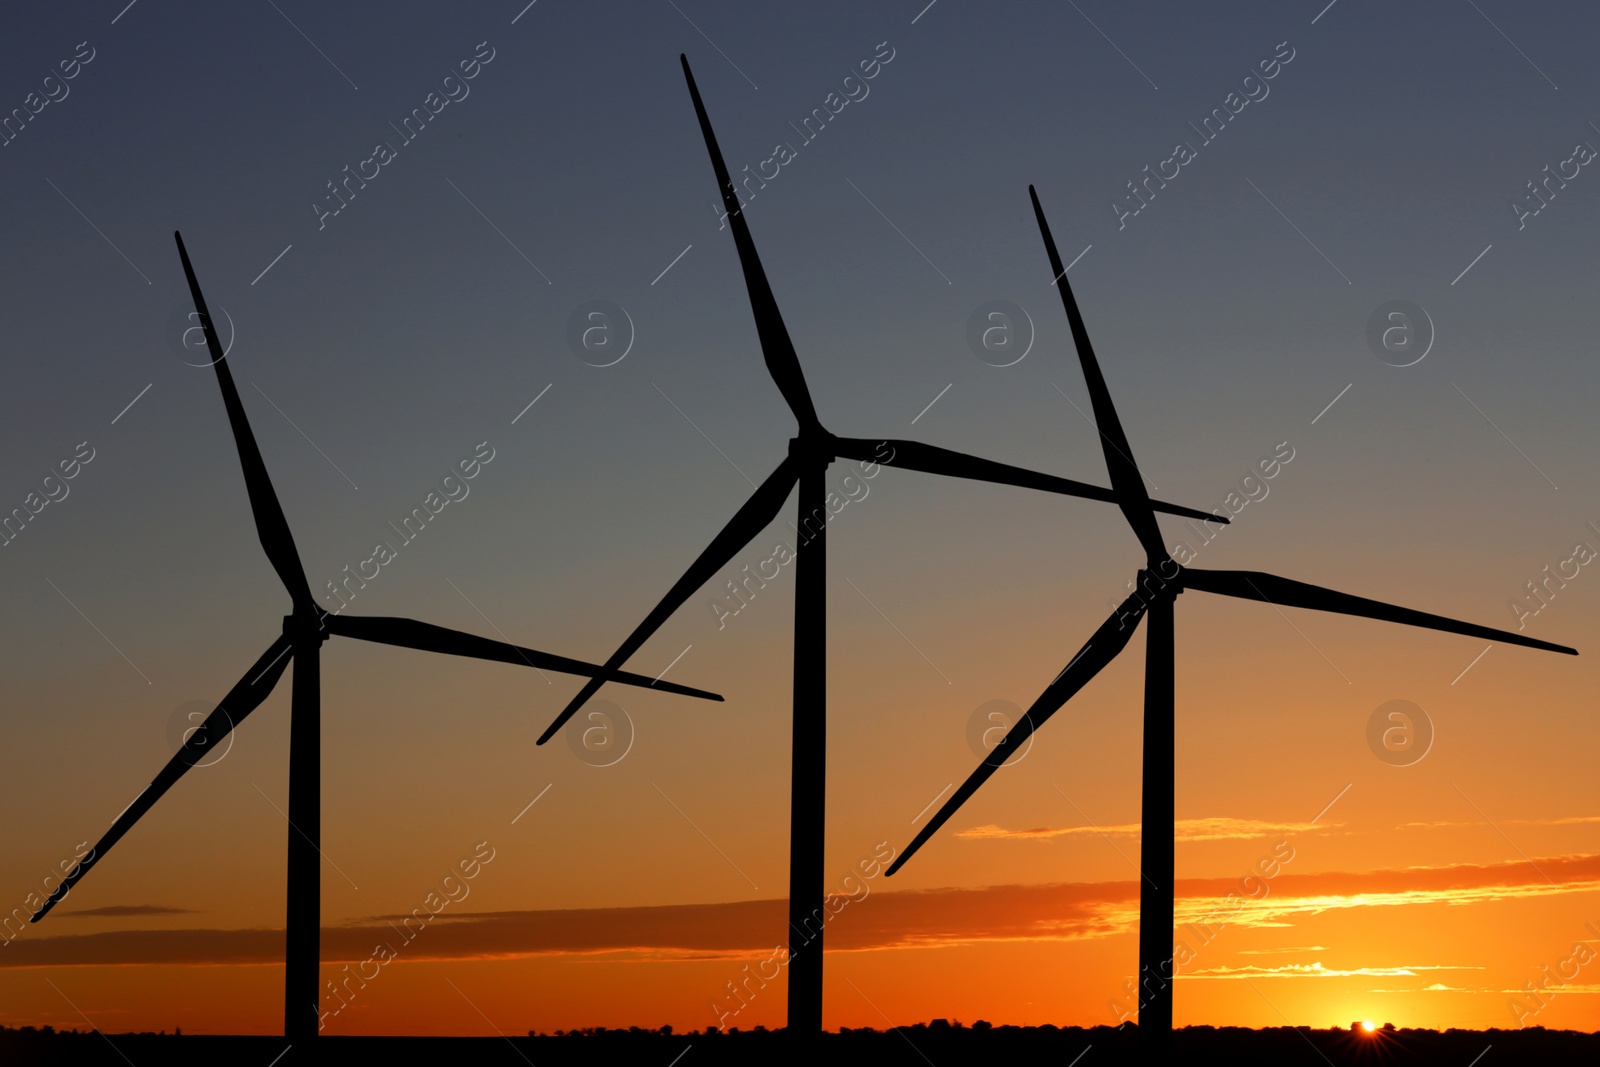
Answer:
3;0;1599;1038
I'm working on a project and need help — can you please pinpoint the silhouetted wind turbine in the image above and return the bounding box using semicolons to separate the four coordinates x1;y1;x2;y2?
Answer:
29;233;723;1042
884;186;1579;1048
534;57;1224;1037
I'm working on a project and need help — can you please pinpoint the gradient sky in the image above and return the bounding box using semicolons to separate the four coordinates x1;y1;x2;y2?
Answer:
3;0;1599;1038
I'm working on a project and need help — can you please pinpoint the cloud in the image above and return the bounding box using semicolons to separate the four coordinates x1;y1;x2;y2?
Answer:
956;825;1106;840
1363;991;1600;998
0;886;1139;969
1399;815;1600;831
1178;852;1600;931
8;852;1600;970
57;905;198;919
1185;962;1483;979
0;928;281;967
1175;818;1330;842
955;817;1332;843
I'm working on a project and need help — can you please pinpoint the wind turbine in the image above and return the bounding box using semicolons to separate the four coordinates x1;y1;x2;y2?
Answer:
532;56;1225;1037
29;232;723;1042
884;186;1579;1047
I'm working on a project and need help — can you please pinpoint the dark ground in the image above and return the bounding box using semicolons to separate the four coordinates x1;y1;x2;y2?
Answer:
2;1021;1593;1065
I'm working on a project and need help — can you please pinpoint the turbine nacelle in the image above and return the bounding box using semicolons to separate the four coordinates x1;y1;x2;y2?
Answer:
790;429;846;467
791;432;829;462
284;612;329;645
1139;563;1184;596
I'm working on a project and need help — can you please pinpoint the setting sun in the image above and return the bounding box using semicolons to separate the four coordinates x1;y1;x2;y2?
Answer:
1362;1021;1376;1033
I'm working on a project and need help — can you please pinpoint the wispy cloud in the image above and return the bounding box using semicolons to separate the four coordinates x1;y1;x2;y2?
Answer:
1369;982;1600;994
1185;962;1483;979
1180;852;1600;931
960;813;1600;843
956;816;1334;843
11;853;1600;969
0;887;1142;968
1400;815;1600;831
58;905;198;919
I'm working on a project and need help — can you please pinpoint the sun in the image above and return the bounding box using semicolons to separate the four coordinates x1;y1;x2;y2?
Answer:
1360;1020;1376;1033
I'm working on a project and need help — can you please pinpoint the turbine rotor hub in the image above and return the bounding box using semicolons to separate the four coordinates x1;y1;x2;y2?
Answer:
789;431;837;466
283;612;329;646
1137;561;1184;600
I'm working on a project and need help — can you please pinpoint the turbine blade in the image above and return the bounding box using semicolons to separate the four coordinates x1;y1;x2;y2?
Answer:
1183;568;1579;656
31;636;295;922
831;436;1227;525
887;591;1149;876
538;454;800;744
1030;187;1166;563
681;54;820;431
324;615;724;701
174;233;314;611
